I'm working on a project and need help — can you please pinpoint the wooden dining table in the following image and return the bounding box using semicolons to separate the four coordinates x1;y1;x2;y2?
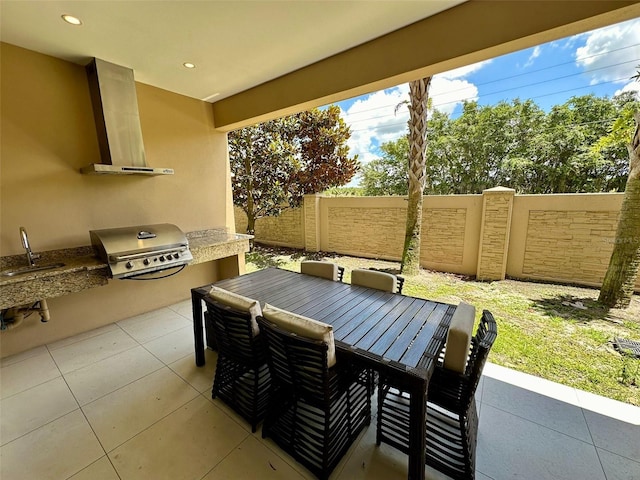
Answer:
191;267;456;480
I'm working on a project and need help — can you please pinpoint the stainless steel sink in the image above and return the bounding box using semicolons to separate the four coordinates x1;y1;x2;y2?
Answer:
0;263;65;277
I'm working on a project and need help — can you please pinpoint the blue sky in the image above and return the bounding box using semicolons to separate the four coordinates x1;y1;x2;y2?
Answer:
334;16;640;177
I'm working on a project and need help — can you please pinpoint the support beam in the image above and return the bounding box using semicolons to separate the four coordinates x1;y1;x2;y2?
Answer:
212;0;640;131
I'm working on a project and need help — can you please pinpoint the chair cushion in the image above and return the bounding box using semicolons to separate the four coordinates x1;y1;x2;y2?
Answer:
262;304;336;367
301;260;339;281
208;286;261;336
443;302;476;374
351;269;397;293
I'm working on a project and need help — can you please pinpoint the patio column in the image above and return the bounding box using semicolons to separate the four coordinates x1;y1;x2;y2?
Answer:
304;194;320;252
476;187;515;281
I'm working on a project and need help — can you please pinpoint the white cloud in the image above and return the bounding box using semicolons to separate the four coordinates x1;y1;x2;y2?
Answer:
575;18;640;85
524;45;542;68
431;77;479;114
342;63;485;165
342;85;410;164
614;80;640;97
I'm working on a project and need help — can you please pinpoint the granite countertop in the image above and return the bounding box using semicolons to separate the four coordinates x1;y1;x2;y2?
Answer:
0;228;251;309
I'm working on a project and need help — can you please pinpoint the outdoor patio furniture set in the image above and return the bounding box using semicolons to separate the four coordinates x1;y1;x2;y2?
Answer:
193;261;497;480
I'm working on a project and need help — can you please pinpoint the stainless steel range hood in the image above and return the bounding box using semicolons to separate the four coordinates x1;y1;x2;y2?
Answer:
81;58;173;176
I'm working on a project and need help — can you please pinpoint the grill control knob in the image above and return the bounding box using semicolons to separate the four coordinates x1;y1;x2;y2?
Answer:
173;253;180;259
159;256;165;262
143;259;150;265
126;261;134;269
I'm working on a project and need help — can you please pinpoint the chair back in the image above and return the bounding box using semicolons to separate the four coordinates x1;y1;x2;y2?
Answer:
301;260;343;282
365;268;404;294
430;310;497;412
204;298;264;364
257;316;330;401
462;310;498;403
351;268;397;293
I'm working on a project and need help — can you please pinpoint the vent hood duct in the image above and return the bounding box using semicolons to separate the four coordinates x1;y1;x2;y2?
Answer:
81;58;173;176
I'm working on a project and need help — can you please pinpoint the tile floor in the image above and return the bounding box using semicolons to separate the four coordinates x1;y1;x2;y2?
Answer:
1;300;639;480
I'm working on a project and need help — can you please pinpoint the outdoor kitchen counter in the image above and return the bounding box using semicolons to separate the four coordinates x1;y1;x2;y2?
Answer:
186;229;252;264
0;229;251;310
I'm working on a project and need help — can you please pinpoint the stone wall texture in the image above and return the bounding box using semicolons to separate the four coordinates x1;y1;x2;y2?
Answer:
421;208;467;265
326;206;405;259
522;210;620;285
234;192;639;291
234;206;304;249
477;190;514;281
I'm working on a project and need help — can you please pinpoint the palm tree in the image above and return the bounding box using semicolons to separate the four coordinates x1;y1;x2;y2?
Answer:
401;77;432;275
598;111;640;307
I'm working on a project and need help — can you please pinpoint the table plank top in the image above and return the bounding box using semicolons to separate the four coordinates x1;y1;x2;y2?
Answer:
201;268;455;376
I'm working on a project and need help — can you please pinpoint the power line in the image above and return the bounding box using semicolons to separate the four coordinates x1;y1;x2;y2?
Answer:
341;42;640;119
347;75;639;132
343;61;638;123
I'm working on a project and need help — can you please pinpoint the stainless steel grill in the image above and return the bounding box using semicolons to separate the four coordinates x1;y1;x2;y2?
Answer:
90;224;193;278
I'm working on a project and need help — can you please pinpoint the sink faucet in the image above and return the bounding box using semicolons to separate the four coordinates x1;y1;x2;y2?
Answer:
19;227;40;266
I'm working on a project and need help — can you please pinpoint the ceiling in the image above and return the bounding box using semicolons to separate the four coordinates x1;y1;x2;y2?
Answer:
0;0;464;102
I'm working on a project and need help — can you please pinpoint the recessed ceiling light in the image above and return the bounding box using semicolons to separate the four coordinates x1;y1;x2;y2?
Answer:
61;14;82;25
183;62;196;69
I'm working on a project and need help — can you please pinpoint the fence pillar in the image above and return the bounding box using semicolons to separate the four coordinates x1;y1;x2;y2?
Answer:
476;187;515;281
304;194;320;252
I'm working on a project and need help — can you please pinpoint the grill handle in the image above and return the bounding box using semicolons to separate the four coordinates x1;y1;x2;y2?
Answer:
137;230;157;239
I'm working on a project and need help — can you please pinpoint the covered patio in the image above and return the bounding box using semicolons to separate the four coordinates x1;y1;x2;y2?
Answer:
2;2;640;479
1;300;638;479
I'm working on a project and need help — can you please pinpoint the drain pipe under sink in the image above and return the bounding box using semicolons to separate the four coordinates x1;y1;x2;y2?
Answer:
0;299;50;330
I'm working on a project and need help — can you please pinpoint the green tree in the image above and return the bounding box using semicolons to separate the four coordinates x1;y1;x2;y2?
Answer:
443;99;545;193
361;94;638;196
361;136;409;195
535;95;617;193
323;186;364;196
588;92;640;192
229;106;359;236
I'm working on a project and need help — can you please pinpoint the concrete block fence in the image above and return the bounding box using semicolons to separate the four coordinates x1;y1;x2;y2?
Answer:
234;188;639;291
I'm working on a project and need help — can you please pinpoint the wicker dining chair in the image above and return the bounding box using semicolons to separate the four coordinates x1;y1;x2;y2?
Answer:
301;260;345;282
257;310;370;480
377;310;498;480
203;294;271;433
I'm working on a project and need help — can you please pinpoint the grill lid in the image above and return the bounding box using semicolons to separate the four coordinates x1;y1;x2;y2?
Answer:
90;223;193;278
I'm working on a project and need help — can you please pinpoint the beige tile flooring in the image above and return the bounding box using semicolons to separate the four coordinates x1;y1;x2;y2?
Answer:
1;299;639;480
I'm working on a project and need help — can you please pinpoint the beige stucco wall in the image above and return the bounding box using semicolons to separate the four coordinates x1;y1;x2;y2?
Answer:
315;195;479;276
506;193;637;289
0;44;238;357
245;192;638;290
234;206;305;249
421;194;483;276
237;194;479;276
476;188;515;281
321;196;406;260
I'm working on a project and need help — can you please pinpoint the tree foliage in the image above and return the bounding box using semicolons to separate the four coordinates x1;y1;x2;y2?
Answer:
323;186;364;196
229;106;359;234
361;93;639;195
360;137;409;195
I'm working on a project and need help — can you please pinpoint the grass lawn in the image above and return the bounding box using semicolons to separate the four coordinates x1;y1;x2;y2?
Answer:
246;244;640;407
